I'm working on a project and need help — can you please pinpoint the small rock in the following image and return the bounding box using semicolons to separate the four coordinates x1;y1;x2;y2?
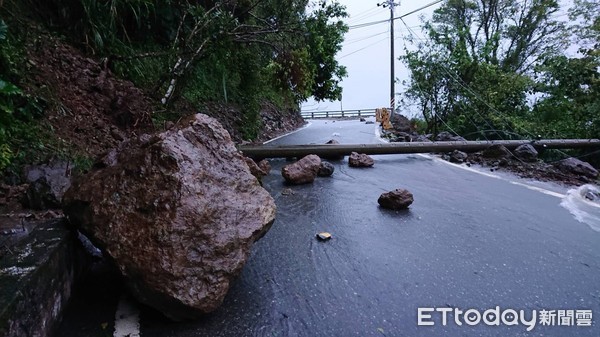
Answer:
110;128;125;141
414;135;432;142
584;191;598;201
316;232;332;241
257;160;271;174
281;155;321;184
514;144;538;162
365;121;375;125
359;118;366;122
554;157;599;179
435;131;466;142
22;160;72;210
349;152;374;167
378;189;414;210
322;139;344;161
482;145;512;159
244;157;268;180
317;161;335;177
449;150;468;163
281;188;295;196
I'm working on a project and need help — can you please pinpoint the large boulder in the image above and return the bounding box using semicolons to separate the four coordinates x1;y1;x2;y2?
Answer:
378;189;414;210
349;152;374;167
281;155;321;184
22;160;72;210
63;114;276;320
514;144;538;162
554;157;599;179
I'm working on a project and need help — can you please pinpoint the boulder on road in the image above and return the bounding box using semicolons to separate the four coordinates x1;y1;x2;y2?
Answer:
349;152;374;167
378;189;414;210
554;157;599;179
63;114;276;320
317;161;335;177
281;154;321;184
514;144;538;162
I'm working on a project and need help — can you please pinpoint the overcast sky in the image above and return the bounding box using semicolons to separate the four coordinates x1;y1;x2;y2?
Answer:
301;0;442;114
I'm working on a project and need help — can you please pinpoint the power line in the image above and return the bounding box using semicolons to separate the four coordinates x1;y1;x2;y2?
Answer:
339;36;390;59
344;30;389;45
347;0;444;30
346;6;383;24
394;0;444;21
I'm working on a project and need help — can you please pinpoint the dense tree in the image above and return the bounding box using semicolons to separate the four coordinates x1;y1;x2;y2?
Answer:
530;0;600;140
401;0;565;138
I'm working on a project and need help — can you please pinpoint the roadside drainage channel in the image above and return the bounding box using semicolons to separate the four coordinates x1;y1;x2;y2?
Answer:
0;219;85;337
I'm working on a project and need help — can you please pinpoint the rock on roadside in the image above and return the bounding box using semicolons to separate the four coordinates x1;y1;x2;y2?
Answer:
378;189;414;210
435;131;467;142
514;144;538;162
449;150;468;163
482;145;512;159
349;152;374;167
22;160;72;210
63;114;276;320
554;157;599;179
281;154;321;184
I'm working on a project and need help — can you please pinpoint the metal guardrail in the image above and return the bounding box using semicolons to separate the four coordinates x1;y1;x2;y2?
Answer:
300;109;377;119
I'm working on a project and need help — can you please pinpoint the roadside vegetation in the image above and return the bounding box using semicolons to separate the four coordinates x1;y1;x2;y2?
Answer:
400;0;600;165
0;0;348;175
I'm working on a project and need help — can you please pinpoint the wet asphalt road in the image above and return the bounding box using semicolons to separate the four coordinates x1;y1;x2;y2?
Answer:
58;119;600;337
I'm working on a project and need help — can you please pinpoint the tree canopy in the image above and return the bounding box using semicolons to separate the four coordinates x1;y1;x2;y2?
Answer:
400;0;600;148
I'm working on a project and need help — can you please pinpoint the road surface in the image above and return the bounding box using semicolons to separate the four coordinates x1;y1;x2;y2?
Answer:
58;119;600;337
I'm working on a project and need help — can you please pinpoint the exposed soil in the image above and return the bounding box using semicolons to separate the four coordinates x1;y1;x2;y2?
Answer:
25;34;155;159
1;33;304;251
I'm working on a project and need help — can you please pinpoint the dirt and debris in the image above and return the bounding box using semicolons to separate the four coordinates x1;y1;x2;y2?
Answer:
26;34;155;159
446;151;599;186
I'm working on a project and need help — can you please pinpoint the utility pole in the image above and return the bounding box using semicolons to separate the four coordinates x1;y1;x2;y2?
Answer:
378;1;399;116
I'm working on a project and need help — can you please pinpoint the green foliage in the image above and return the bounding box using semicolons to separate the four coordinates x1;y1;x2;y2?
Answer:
401;0;565;139
0;18;47;172
530;0;600;142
